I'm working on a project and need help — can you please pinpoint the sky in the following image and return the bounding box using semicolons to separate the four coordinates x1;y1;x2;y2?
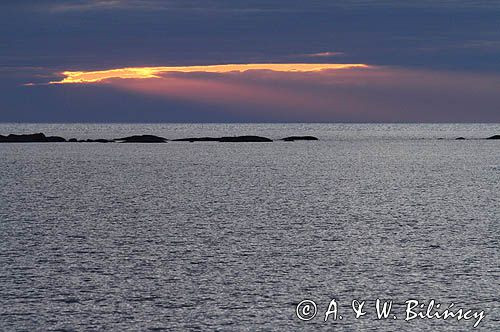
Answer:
1;0;500;122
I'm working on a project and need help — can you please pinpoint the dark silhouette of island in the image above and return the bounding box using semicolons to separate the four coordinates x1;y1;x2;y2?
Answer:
114;135;167;143
0;133;277;143
173;135;272;142
0;133;500;143
281;136;319;141
455;135;500;140
0;133;66;142
173;137;219;142
4;131;498;143
81;139;113;143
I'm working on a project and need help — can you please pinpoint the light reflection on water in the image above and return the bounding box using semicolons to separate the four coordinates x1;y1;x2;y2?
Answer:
0;124;499;331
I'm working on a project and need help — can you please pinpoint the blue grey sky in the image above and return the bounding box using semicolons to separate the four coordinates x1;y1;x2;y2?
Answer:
1;0;500;122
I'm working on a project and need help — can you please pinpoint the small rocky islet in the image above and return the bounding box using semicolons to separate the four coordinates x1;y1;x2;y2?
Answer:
173;136;272;142
0;133;66;143
281;136;319;141
455;135;500;140
0;133;319;143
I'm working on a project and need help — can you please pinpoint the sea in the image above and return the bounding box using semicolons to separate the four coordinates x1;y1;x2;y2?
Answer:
0;123;499;331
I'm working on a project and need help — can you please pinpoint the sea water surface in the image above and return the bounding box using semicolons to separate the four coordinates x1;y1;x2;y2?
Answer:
0;123;499;331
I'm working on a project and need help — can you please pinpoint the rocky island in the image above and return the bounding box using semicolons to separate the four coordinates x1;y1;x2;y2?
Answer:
281;136;319;141
173;135;272;142
3;132;498;143
0;133;275;143
115;135;167;143
0;133;500;143
0;133;66;142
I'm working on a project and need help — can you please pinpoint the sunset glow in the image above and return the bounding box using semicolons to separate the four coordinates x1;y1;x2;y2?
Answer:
49;63;370;84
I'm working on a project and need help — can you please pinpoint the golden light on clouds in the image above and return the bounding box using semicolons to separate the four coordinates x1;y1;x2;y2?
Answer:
50;63;370;84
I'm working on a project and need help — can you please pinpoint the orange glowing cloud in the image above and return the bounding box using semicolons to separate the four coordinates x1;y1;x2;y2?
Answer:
34;63;500;122
49;63;370;84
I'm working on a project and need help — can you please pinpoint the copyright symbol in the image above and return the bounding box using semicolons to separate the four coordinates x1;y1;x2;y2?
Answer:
296;300;317;321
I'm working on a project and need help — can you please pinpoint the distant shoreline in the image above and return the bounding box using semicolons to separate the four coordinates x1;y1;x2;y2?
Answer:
0;133;319;143
1;132;499;143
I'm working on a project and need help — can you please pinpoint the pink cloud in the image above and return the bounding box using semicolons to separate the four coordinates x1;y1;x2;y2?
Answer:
62;66;500;122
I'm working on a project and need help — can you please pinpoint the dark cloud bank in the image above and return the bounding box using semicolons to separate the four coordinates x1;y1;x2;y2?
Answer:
1;0;500;122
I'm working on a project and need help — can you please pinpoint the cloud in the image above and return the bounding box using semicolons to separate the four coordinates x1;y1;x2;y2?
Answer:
37;64;500;122
46;0;166;12
327;0;500;9
417;40;500;53
30;0;500;14
300;52;344;58
46;63;370;84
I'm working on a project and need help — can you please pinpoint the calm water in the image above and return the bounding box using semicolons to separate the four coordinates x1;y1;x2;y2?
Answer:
0;123;499;331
